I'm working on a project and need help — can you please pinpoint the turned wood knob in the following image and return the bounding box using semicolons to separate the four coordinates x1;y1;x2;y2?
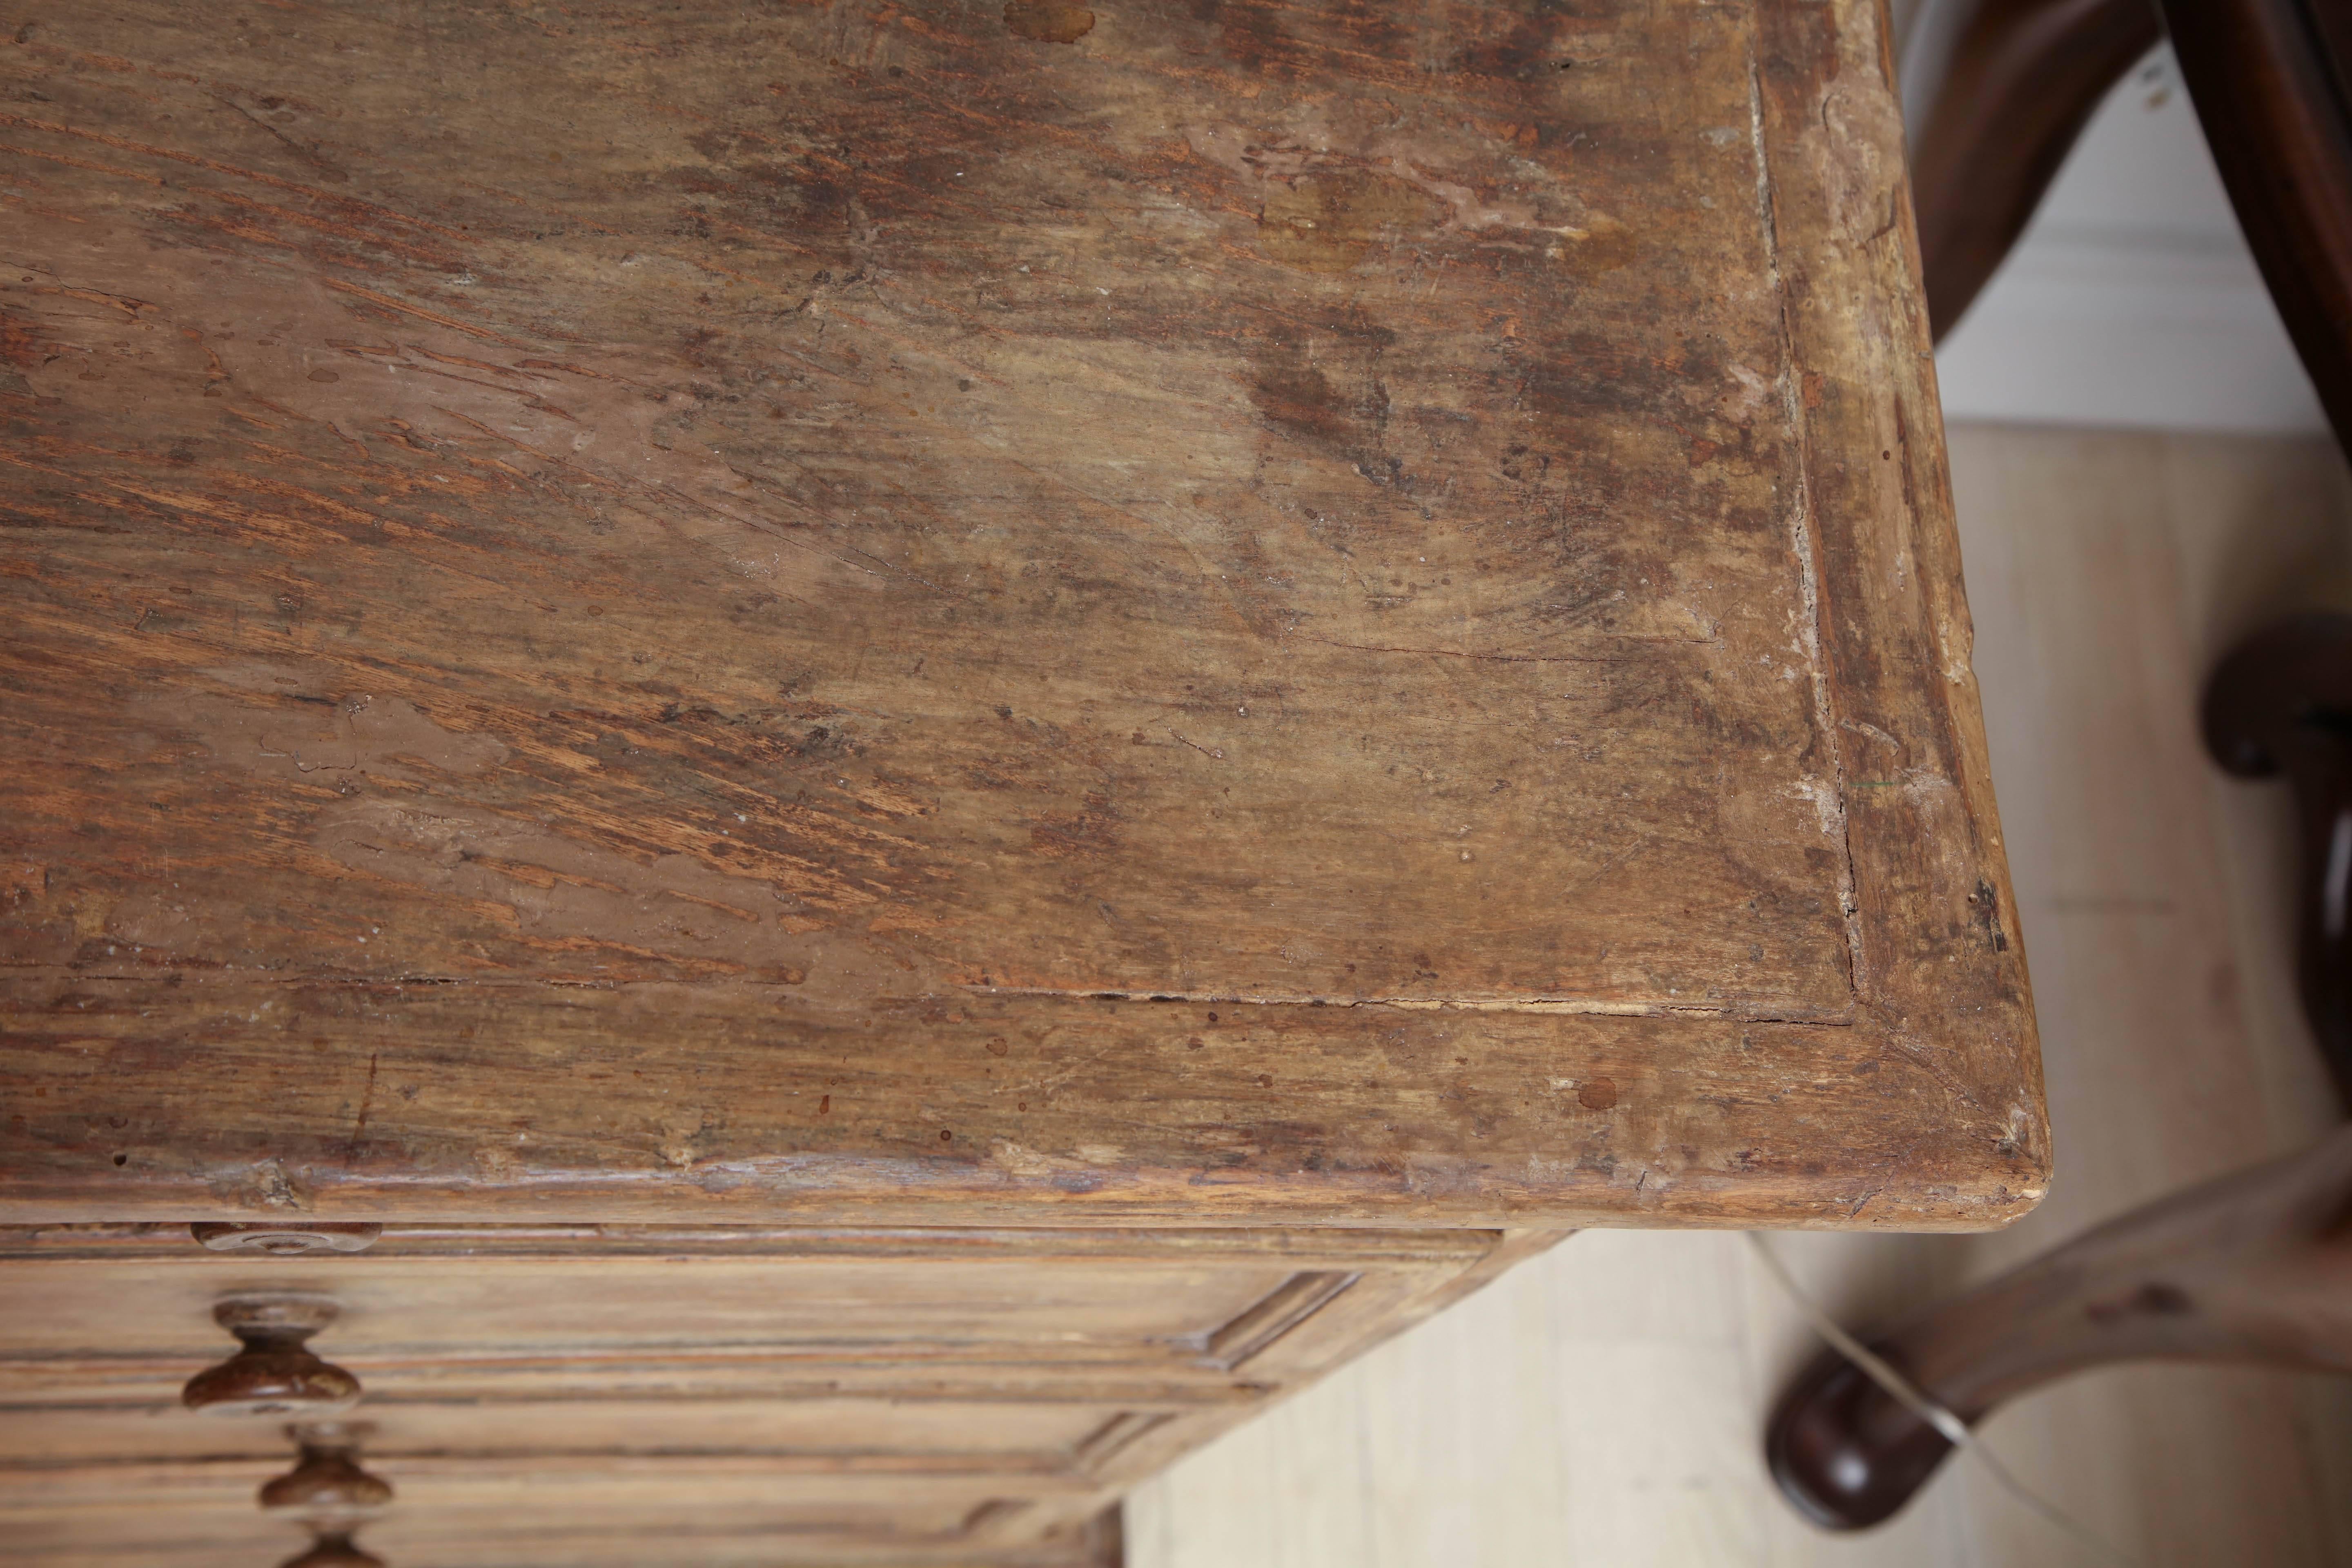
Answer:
182;1294;362;1417
278;1533;386;1568
260;1423;393;1526
191;1223;383;1256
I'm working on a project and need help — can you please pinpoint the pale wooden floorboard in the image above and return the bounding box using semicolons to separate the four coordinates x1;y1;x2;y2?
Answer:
1126;425;2352;1568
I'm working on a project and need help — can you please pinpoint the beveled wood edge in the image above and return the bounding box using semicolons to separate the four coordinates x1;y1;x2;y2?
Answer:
0;979;2047;1232
0;1148;2052;1231
0;1222;1501;1263
1188;1271;1361;1372
1074;1234;1581;1493
1750;0;2048;1200
0;0;2047;1235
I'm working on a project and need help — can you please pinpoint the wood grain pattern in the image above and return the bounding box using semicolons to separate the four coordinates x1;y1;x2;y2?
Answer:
0;0;2038;1228
1124;427;2352;1568
0;1222;1531;1567
1;2;2039;1559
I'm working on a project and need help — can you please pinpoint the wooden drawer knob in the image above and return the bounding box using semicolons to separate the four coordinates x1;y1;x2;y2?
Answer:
260;1424;393;1525
191;1223;383;1256
181;1294;362;1417
262;1424;392;1568
278;1533;386;1568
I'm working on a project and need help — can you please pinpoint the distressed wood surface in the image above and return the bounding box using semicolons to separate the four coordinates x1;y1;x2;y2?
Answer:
0;0;2043;1227
0;1221;1530;1567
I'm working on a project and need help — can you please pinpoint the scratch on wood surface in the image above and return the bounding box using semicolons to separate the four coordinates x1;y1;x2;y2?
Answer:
209;92;350;183
974;982;1854;1027
1298;636;1635;665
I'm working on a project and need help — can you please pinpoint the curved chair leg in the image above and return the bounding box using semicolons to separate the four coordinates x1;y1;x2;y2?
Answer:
2156;0;2352;447
1909;0;2160;340
1769;612;2352;1528
2205;612;2352;1102
1767;1124;2352;1529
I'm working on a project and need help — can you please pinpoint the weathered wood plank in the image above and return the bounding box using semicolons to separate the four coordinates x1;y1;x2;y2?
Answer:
0;0;2044;1227
0;1220;1492;1564
0;973;2035;1226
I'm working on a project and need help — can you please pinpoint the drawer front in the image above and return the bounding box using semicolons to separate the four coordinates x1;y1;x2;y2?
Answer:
0;1254;1312;1363
2;1471;1080;1567
0;1225;1542;1567
0;1399;1124;1467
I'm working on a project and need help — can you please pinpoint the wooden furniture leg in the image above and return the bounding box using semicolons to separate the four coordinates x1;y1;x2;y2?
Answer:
1770;0;2352;1521
1910;0;2159;341
2206;612;2352;1096
1766;1125;2352;1528
2157;0;2352;443
1768;614;2352;1528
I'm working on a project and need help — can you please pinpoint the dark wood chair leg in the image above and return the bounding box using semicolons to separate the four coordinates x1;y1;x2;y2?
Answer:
2205;612;2352;1101
2157;0;2352;447
1773;0;2352;1528
1767;1124;2352;1529
1910;0;2160;341
1768;610;2352;1529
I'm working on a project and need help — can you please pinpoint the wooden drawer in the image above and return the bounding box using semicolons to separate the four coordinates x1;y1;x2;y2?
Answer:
1;1253;1336;1374
0;1226;1490;1399
0;1225;1551;1566
0;1399;1125;1468
1;1471;1102;1568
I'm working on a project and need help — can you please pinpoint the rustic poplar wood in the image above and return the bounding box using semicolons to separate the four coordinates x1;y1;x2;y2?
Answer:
0;1222;1548;1567
0;0;2040;1232
0;0;2038;1561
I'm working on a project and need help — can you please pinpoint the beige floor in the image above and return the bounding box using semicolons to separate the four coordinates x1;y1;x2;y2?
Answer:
1127;425;2352;1568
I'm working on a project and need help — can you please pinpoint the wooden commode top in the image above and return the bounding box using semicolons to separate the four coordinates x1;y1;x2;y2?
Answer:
1;0;2042;1561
